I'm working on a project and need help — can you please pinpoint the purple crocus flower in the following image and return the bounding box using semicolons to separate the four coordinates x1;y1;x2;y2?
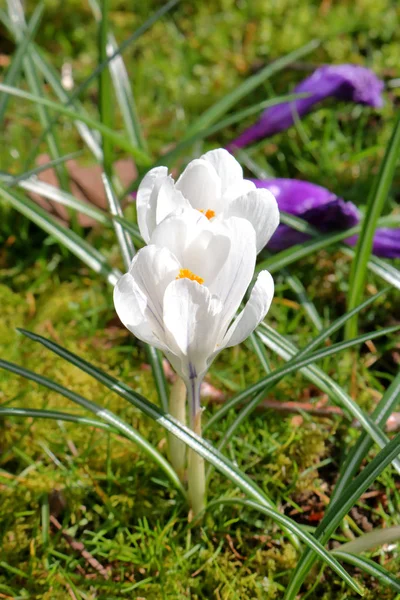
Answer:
254;179;400;259
228;64;384;150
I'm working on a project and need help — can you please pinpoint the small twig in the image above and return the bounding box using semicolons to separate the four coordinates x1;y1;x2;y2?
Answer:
65;582;78;600
226;534;245;560
50;515;109;579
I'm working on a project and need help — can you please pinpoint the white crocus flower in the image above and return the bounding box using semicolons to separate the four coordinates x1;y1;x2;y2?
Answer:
137;148;279;253
114;208;274;420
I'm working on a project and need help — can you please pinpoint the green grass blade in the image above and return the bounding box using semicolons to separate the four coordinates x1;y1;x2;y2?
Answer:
89;0;146;150
278;212;400;290
0;407;118;433
205;288;387;430
17;327;300;548
248;332;271;374
0;182;121;285
4;150;83;186
283;267;323;331
0;82;151;165
256;225;361;274
152;93;308;171
6;0;69;188
146;346;170;414
331;371;400;503
345;113;400;339
102;172;135;270
9;176;143;244
343;248;400;291
98;0;113;177
30;47;103;160
0;359;186;497
0;3;43;125
184;39;320;138
206;498;363;597
284;432;400;599
335;526;400;555
331;551;400;594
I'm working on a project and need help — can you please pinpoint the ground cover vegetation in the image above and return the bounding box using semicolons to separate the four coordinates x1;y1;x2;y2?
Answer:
0;0;399;598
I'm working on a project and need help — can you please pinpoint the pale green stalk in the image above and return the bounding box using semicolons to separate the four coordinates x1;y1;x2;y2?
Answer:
187;377;206;516
168;377;187;482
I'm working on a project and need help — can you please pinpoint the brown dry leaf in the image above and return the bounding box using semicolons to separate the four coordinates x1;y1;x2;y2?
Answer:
28;154;137;227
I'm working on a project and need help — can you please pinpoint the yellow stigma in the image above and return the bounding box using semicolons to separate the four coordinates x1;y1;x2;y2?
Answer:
199;208;216;220
176;268;204;285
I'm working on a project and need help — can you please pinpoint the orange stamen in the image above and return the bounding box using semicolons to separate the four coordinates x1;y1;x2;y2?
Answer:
176;268;204;285
199;208;216;220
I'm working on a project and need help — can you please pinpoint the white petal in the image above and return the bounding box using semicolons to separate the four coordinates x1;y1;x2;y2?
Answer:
175;159;223;212
222;179;256;203
137;166;168;243
185;230;231;286
150;208;207;265
222;270;274;348
223;188;279;253
130;245;180;338
155;176;190;226
163;278;223;381
208;216;257;331
201;148;243;193
113;272;168;351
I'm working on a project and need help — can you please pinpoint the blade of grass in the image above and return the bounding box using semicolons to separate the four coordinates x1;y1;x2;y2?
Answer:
343;247;400;291
0;82;151;165
0;407;117;434
256;224;362;274
184;39;320;138
7;177;143;245
4;150;83;187
7;0;69;189
248;332;271;374
146;346;170;414
284;432;400;599
31;45;103;160
89;0;146;150
345;113;400;339
102;173;135;268
0;3;43;125
150;93;309;171
330;552;400;594
0;360;186;497
335;526;400;555
205;288;387;431
17;327;300;548
0;182;121;285
98;0;113;177
205;498;363;597
283;267;323;331
277;212;400;290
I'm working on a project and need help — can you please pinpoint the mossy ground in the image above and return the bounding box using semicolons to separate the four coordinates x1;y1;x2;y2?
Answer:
0;1;400;598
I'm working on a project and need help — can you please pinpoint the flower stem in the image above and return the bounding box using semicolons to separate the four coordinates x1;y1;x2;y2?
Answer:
168;377;187;482
187;376;206;517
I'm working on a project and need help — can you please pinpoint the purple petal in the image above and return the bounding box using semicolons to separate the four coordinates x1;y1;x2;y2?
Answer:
254;178;400;259
228;64;384;149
